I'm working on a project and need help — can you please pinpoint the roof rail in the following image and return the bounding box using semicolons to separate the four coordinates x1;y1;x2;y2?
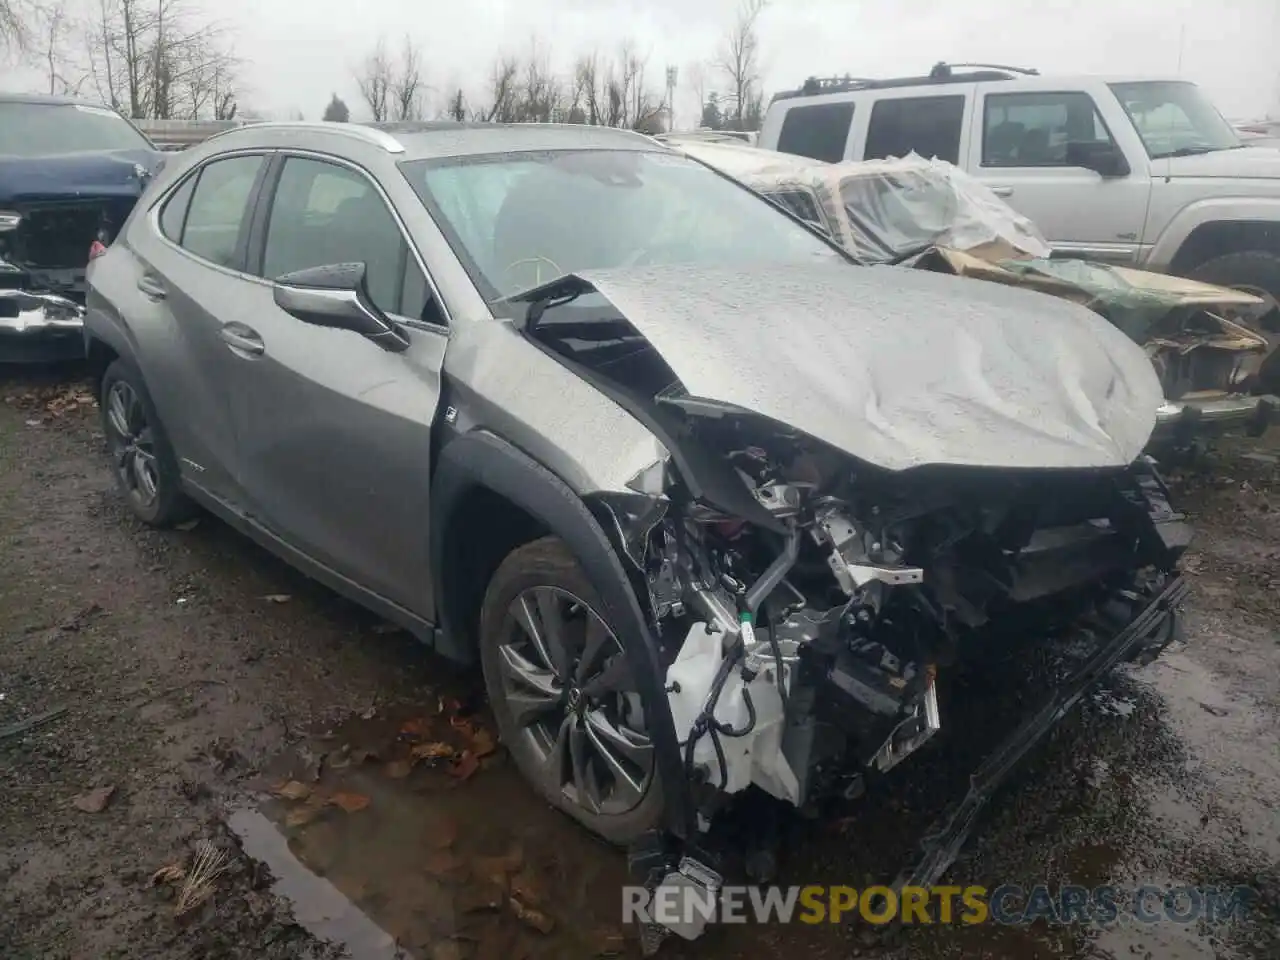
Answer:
929;61;1039;78
772;61;1039;103
206;120;405;154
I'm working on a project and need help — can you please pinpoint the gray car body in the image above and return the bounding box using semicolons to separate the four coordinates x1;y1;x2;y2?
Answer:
83;120;1161;652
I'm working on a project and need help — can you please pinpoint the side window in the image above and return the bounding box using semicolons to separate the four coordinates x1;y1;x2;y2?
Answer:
262;156;433;321
864;95;966;165
770;189;824;226
776;102;854;162
982;92;1114;167
159;174;197;243
181;155;263;268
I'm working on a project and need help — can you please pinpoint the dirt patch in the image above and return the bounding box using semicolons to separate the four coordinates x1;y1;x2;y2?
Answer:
1;369;1277;960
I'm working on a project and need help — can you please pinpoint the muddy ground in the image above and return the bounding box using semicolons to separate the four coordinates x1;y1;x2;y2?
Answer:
1;365;1277;960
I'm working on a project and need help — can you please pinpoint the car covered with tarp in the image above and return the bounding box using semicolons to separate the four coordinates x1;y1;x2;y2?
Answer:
660;137;1279;448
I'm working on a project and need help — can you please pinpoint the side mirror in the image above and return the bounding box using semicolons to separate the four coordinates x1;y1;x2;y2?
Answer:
272;262;409;352
1066;140;1130;178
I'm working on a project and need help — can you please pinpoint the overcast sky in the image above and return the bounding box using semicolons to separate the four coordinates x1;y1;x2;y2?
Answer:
5;0;1280;123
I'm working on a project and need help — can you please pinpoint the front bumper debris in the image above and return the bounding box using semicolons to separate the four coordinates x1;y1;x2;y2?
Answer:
893;574;1189;895
0;285;87;363
1152;394;1277;446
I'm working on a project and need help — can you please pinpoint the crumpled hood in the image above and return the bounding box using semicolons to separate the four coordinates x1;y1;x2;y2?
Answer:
0;148;163;204
530;262;1164;472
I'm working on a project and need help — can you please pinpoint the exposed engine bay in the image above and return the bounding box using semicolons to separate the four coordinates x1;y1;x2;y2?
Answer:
633;411;1187;820
514;266;1192;948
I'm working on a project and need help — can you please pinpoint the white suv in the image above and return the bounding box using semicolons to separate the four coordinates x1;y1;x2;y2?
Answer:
758;63;1280;317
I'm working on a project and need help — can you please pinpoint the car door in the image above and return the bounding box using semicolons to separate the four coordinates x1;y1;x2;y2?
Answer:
125;151;271;507
967;86;1154;264
222;152;448;618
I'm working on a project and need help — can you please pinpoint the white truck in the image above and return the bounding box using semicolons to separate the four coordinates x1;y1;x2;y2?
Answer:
758;64;1280;317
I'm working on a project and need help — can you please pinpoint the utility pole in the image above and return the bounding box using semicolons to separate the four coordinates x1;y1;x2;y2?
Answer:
666;65;678;133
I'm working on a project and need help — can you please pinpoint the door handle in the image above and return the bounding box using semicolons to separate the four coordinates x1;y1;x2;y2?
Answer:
137;274;167;300
219;324;265;358
991;186;1014;198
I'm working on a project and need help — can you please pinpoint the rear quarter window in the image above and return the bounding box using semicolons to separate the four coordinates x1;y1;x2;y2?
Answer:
776;101;855;162
158;174;197;243
864;95;966;165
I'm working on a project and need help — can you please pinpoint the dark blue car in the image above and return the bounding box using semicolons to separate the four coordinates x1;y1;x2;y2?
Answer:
1;93;164;362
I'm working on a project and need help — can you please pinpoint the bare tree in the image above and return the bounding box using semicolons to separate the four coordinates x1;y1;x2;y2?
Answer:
355;36;392;121
86;0;241;119
716;0;766;130
390;34;423;121
1;0;34;53
31;1;86;94
483;54;519;122
446;88;466;121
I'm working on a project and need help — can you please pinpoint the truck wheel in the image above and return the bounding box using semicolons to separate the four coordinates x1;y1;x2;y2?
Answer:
99;358;197;527
478;535;664;845
1188;250;1280;328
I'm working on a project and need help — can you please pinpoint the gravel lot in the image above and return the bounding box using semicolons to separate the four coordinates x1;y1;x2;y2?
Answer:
1;366;1277;960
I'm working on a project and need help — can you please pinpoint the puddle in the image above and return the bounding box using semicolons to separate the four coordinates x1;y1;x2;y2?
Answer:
225;642;1277;960
231;704;634;959
229;808;403;959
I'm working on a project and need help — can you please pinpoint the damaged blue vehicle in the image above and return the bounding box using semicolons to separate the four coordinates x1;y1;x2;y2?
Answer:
0;93;163;363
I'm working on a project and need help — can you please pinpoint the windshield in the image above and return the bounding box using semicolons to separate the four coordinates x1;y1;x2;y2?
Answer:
1109;81;1241;159
0;102;152;157
400;149;845;303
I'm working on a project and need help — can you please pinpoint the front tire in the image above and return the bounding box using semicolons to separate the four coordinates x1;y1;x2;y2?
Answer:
1188;250;1280;329
99;358;196;527
478;536;664;845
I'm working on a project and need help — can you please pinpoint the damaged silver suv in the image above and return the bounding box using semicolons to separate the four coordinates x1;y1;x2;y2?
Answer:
83;121;1190;939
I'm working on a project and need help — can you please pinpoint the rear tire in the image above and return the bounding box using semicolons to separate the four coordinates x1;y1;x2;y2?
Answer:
99;358;197;527
478;535;665;845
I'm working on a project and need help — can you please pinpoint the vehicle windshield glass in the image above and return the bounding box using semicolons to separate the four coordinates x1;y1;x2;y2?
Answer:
0;102;152;157
1109;81;1241;159
400;149;846;306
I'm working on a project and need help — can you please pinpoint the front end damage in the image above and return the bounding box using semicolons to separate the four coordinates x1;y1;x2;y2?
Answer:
514;264;1191;950
0;154;155;363
0;258;87;363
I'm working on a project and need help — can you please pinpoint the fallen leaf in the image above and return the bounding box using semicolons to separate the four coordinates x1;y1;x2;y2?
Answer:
360;705;377;720
329;792;371;813
448;750;480;781
72;785;116;813
509;896;555;934
510;868;543;907
410;741;455;762
150;864;186;886
385;759;413;779
423;849;464;877
285;803;326;828
472;843;524;879
271;780;312;801
469;727;497;758
432;941;467;960
262;594;292;604
399;717;430;739
459;879;507;913
426;813;459;850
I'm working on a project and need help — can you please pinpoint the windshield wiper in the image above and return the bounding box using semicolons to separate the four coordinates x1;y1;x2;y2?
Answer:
1153;145;1233;159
